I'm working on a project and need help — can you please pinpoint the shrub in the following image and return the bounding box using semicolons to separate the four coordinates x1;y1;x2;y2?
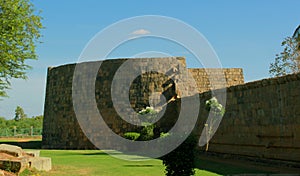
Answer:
124;132;140;141
161;135;197;176
123;107;158;141
138;106;158;123
138;123;155;141
160;132;170;139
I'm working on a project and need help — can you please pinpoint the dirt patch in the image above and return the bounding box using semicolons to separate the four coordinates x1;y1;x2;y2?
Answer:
0;137;42;142
43;165;91;176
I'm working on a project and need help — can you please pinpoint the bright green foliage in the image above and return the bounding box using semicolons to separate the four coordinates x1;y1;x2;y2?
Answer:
269;35;300;77
0;115;43;136
14;105;27;121
0;0;43;97
160;132;170;139
124;132;140;141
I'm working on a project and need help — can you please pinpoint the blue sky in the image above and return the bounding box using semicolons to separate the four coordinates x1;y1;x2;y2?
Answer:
0;0;299;118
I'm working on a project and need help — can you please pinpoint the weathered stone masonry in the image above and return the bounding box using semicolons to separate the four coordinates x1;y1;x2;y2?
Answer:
42;56;300;163
42;57;243;149
196;74;300;162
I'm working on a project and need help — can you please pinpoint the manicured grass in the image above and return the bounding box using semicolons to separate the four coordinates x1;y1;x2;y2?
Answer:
36;150;220;176
0;139;272;176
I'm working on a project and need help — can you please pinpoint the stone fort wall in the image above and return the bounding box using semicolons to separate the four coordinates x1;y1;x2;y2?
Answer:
196;73;300;163
42;57;243;149
42;57;300;163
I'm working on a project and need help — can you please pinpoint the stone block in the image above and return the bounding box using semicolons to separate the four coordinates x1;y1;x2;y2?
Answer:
25;150;40;157
0;144;23;157
29;157;52;171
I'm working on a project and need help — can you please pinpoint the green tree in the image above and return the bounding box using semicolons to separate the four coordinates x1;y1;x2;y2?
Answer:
0;116;6;127
161;135;197;176
14;105;27;121
0;0;43;97
204;97;225;151
269;25;300;77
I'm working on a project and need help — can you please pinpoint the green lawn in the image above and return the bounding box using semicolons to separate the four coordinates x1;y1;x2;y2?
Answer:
32;150;220;176
0;139;273;176
0;138;272;176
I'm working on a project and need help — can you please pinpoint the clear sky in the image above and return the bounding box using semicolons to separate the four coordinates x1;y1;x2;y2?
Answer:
0;0;299;119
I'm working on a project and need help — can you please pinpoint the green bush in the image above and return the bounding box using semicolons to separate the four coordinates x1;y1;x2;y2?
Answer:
139;123;155;141
124;132;140;141
160;132;170;139
161;135;197;176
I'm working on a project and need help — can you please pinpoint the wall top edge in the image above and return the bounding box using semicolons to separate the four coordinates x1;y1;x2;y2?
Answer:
47;56;187;70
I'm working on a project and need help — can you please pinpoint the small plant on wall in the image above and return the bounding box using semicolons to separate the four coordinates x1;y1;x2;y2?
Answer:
204;97;225;151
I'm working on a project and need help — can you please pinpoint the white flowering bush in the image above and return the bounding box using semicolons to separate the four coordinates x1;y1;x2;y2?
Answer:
204;97;225;151
124;106;158;141
138;106;158;124
205;97;225;116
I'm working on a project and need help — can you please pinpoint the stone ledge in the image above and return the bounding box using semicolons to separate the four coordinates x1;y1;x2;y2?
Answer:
0;144;51;174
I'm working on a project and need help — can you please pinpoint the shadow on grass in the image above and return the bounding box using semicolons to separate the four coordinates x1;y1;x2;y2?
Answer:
83;152;125;156
194;151;300;175
0;141;42;149
195;157;273;175
83;152;108;155
123;165;154;167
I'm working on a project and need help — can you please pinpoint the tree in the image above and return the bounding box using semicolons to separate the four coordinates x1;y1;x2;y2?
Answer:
0;0;43;97
204;97;225;151
161;135;197;176
14;105;27;121
269;25;300;77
